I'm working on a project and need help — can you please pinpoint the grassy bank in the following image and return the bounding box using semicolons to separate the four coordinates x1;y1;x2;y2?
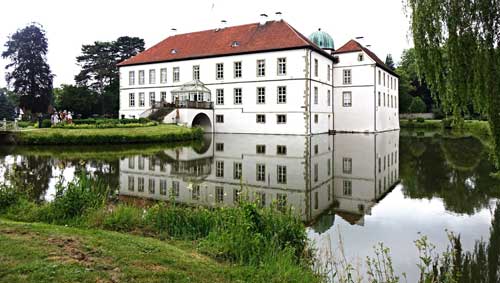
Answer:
0;175;320;282
0;219;302;283
10;124;203;145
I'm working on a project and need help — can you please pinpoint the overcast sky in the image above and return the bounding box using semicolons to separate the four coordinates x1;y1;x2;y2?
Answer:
0;0;412;88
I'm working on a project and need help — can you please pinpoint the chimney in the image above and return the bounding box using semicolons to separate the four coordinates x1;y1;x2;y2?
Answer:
259;13;268;25
170;28;177;36
221;20;227;29
275;11;283;21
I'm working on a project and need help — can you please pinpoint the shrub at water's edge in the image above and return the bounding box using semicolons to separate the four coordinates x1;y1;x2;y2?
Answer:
11;124;203;145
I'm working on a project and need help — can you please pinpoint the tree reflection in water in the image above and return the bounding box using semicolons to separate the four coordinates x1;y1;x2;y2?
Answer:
400;135;500;215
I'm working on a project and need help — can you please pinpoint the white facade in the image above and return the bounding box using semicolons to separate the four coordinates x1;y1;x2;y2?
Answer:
333;50;400;133
118;22;399;135
119;48;334;135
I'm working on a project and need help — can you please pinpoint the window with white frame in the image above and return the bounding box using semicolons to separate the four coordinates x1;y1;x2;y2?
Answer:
139;92;145;107
314;59;318;77
160;91;167;101
192;184;200;200
277;145;287;155
343;69;352;84
257;87;265;104
233;162;242;180
216;89;224;105
277;114;286;124
216;63;224;79
342;91;352;107
149;92;155;106
148;178;155;194
216;161;224;177
277;165;287;184
343;157;352;174
277;193;287;210
173;67;180;82
343;180;352;196
314;87;318;104
327;90;331;106
256;114;266;123
383;73;386;86
193;65;200;80
138;70;145;85
138;156;144;170
277;57;286;75
234;61;242;78
128;176;134;191
160;179;167;195
277;86;286;104
234;88;242;104
378;91;381;107
128;157;135;169
314;114;318;124
129;93;135;107
327;158;331;176
256;191;266;207
383;92;386;106
171;181;179;197
216;142;224;152
129;71;135;85
160;68;167;83
216;114;224;123
257;59;265;76
149;69;156;84
327;65;331;81
138;177;144;192
358;53;364;61
215;186;224;203
378;70;381;85
256;164;266;182
256;144;266;154
314;163;318;182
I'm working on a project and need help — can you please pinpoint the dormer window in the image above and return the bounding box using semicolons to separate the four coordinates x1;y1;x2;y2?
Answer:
358;53;364;61
231;41;240;47
170;49;177;54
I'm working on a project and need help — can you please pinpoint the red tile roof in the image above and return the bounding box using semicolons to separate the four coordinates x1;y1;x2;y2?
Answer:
334;39;398;76
118;21;330;66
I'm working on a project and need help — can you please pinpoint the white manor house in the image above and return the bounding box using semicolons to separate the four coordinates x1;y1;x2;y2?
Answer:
118;19;399;134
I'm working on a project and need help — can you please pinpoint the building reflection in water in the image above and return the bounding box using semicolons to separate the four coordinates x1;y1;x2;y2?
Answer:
118;131;399;224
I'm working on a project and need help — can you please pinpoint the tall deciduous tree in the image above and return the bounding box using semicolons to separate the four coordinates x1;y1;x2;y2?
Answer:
75;36;144;115
407;0;500;167
2;23;54;114
53;84;98;118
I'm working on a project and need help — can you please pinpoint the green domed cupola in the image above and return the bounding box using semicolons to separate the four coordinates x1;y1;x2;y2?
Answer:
309;28;334;50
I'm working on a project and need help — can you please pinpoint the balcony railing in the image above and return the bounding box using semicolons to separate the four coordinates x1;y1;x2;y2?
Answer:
152;101;213;110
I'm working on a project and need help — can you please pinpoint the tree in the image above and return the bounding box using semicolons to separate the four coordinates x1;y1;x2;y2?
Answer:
0;89;15;120
385;54;396;70
408;96;427;113
407;0;500;167
396;48;436;113
53;85;98;118
75;36;144;115
2;23;53;114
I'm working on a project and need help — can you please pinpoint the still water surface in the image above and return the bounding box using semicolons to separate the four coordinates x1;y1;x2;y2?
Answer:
1;131;498;281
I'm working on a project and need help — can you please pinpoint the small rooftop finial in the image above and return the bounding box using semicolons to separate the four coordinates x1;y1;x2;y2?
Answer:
275;11;283;21
260;13;268;25
318;28;321;31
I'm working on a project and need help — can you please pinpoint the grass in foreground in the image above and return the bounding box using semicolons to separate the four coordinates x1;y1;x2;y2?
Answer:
0;219;273;283
12;124;203;145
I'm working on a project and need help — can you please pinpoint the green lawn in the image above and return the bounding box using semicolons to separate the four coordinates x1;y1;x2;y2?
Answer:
13;124;202;145
0;219;261;283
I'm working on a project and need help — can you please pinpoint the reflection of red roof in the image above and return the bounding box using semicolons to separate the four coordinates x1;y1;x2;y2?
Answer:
335;210;364;225
118;21;331;66
334;39;398;77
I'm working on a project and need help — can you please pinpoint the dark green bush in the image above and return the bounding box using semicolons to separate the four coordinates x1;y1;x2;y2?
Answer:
443;118;453;129
416;117;425;123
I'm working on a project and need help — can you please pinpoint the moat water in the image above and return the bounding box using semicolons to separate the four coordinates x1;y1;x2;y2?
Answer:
1;131;498;281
